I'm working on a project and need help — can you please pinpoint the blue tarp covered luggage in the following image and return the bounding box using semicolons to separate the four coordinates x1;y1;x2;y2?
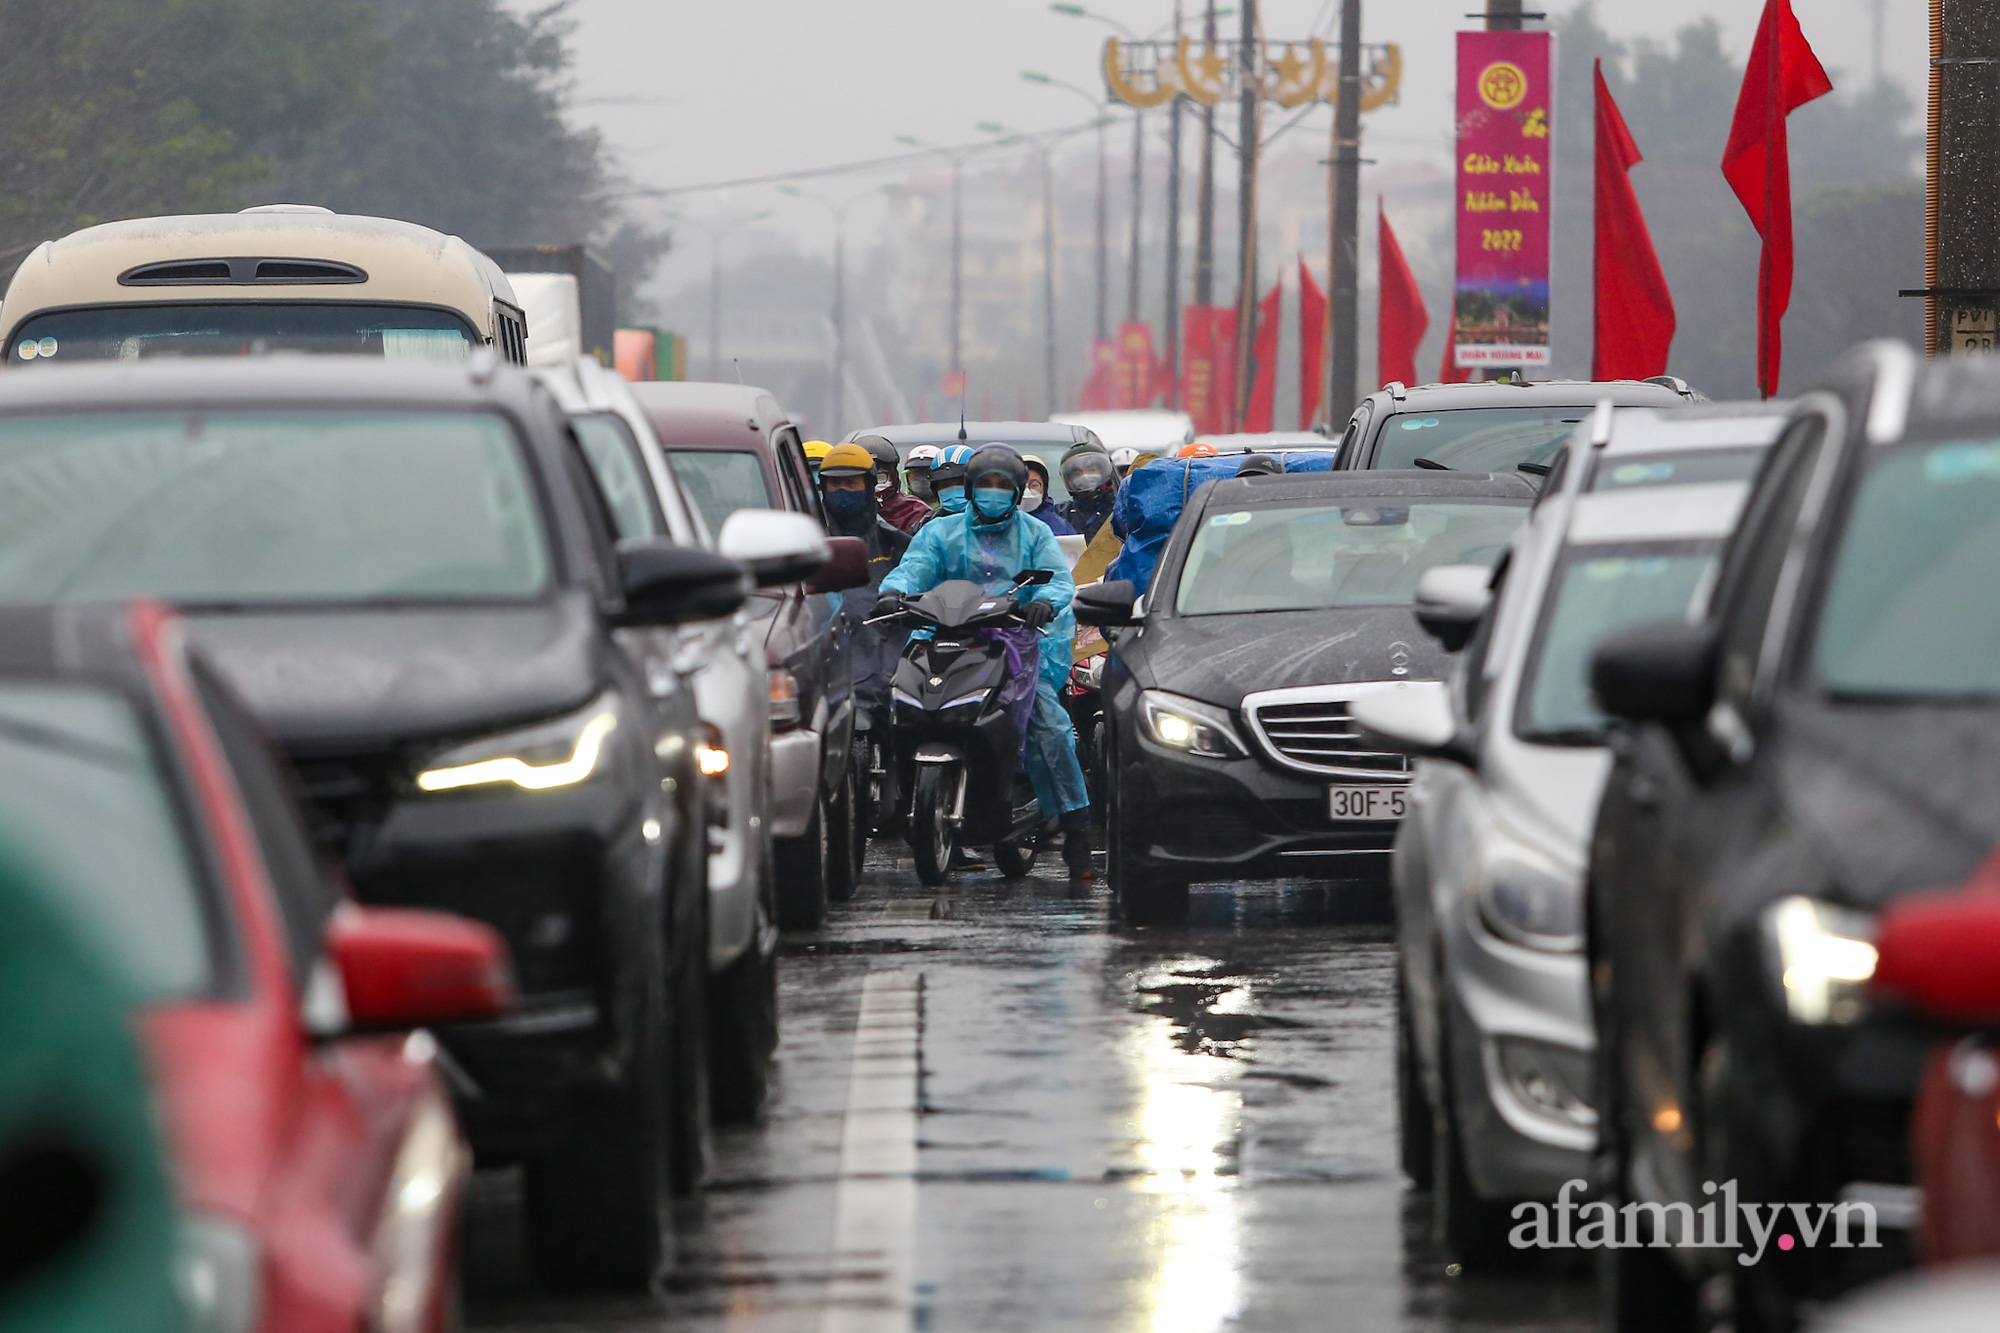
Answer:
1105;451;1337;593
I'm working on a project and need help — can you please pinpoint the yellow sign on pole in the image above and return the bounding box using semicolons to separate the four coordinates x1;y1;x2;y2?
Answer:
1102;36;1402;112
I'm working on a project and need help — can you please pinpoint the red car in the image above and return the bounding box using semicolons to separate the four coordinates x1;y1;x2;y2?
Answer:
1872;851;2000;1264
0;601;512;1333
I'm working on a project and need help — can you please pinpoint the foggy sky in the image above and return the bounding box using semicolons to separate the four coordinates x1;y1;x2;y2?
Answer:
531;0;1926;299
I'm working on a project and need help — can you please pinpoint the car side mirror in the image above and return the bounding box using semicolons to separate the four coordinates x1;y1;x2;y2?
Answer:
1873;872;2000;1023
614;540;749;626
1349;681;1475;766
806;537;870;593
1413;563;1492;653
717;508;830;588
326;905;515;1030
1074;580;1139;628
1590;618;1717;724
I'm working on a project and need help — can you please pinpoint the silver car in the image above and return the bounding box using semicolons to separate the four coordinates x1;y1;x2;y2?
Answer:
540;356;827;1123
1353;401;1784;1267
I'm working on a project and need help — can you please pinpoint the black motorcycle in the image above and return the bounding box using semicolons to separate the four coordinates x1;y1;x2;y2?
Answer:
871;572;1055;886
1065;648;1106;811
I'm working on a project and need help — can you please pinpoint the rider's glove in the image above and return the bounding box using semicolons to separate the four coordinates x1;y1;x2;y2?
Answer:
1019;599;1055;630
874;590;904;617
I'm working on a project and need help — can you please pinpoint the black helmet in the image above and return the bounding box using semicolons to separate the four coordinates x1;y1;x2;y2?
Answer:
966;443;1027;522
1060;443;1117;495
854;434;901;491
1236;453;1282;477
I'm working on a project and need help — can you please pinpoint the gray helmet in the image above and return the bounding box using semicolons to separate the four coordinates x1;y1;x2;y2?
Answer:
1060;443;1117;495
854;435;901;491
966;443;1027;522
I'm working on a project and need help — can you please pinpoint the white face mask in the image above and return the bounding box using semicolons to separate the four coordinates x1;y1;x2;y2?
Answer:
1024;484;1045;508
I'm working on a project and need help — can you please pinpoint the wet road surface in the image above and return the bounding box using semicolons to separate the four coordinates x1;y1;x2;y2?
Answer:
465;847;1596;1332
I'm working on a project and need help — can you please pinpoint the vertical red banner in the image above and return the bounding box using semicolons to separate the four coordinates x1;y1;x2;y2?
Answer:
1079;338;1118;410
1452;30;1553;372
1297;259;1328;429
1243;281;1284;434
1182;307;1216;434
1115;322;1158;409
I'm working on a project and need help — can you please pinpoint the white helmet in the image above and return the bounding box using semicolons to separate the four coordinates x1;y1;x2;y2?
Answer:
1110;445;1140;473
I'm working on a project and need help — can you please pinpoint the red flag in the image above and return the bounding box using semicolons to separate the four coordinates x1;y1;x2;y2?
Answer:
1594;63;1676;379
1079;338;1118;409
1437;299;1472;384
1212;306;1239;432
1297;258;1328;429
1243;281;1284;433
1115;322;1158;409
1378;202;1428;390
1721;0;1831;397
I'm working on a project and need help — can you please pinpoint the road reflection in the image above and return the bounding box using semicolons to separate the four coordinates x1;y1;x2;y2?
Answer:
1126;958;1245;1333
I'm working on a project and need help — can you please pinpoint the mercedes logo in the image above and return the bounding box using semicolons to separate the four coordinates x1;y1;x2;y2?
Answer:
1389;641;1413;677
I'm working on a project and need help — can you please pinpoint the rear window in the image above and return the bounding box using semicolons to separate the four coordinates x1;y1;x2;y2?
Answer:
668;449;776;534
1372;407;1588;473
0;684;221;1001
8;302;479;365
1588;447;1765;492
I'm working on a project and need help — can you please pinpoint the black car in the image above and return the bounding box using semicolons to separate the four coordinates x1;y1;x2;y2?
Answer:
1077;470;1534;925
0;354;747;1292
1334;377;1700;476
1585;342;2000;1328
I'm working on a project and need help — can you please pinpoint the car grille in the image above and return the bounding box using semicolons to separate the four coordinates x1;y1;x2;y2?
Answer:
291;750;406;858
1243;696;1412;780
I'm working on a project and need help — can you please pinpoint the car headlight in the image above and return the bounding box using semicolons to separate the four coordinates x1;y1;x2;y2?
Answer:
1765;895;1877;1024
1139;689;1247;760
176;1212;261;1333
1474;834;1582;951
415;694;620;793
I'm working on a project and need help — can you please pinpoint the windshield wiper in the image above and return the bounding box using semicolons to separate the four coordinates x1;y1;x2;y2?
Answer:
1411;456;1452;470
1516;461;1552;477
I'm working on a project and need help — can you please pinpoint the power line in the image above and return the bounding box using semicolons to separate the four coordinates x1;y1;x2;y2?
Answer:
606;118;1109;202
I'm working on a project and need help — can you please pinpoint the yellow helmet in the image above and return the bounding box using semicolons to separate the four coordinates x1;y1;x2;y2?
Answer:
803;440;833;461
817;443;876;478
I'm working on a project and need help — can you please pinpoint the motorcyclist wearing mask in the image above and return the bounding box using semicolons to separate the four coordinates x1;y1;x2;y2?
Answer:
1021;457;1077;536
1058;441;1120;541
855;434;931;535
916;443;977;531
818;442;911;728
904;445;941;504
877;444;1095;878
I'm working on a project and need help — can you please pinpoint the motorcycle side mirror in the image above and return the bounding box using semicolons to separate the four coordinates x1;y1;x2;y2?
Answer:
1013;568;1055;587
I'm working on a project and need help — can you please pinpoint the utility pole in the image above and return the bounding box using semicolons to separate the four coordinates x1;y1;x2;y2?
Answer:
709;238;722;381
1095;116;1110;340
1126;108;1145;324
1486;0;1524;29
1163;0;1185;407
950;156;964;378
1922;0;2000;357
1041;144;1060;415
1193;1;1218;311
1233;0;1261;424
1328;0;1363;426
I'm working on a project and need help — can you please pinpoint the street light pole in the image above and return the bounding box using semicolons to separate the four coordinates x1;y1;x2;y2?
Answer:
780;185;874;435
1162;0;1185;408
1041;145;1060;415
1328;0;1362;425
1126;108;1145;326
1233;0;1261;425
1022;72;1111;344
1193;0;1217;310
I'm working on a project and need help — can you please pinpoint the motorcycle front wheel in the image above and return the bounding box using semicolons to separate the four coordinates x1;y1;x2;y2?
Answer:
910;763;960;887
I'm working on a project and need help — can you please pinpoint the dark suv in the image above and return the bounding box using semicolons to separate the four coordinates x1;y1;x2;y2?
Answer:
0;354;746;1293
631;381;859;927
1334;377;1700;477
1586;342;1999;1327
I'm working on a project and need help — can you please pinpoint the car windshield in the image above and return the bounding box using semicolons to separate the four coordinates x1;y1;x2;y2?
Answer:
1816;438;2000;699
1372;407;1589;473
8;303;478;365
1516;544;1717;742
668;449;776;533
0;684;218;1001
0;409;548;604
1588;447;1765;492
1174;499;1524;616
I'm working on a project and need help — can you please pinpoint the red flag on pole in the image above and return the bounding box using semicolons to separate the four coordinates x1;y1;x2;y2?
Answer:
1378;201;1428;390
1297;258;1328;429
1212;306;1239;432
1437;299;1472;384
1243;280;1284;433
1079;338;1118;409
1721;0;1831;398
1181;307;1218;434
1593;62;1676;380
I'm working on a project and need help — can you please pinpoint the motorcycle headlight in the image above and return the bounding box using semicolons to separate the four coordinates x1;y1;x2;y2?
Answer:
1139;689;1247;760
415;694;620;793
176;1212;261;1333
1765;896;1877;1025
1474;833;1582;951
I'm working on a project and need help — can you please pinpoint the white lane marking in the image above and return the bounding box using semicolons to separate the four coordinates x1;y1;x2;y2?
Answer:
819;970;923;1333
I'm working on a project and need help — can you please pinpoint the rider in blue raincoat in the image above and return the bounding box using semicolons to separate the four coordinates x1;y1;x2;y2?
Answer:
877;443;1095;878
